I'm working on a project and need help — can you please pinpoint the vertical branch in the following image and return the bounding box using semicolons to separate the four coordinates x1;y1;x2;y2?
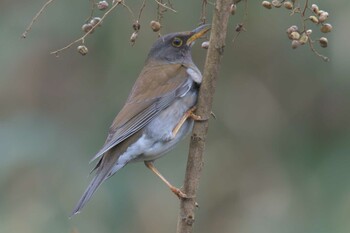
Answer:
176;0;231;232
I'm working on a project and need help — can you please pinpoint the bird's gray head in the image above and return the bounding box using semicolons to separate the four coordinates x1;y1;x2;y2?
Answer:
146;24;210;64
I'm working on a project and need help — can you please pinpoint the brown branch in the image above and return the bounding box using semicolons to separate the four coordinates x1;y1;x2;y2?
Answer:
176;0;232;232
21;0;55;38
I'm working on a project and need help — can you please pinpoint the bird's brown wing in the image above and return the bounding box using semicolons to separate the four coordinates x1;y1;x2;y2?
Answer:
90;62;192;162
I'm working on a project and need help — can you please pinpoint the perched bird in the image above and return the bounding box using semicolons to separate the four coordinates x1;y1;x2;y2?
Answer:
71;25;210;216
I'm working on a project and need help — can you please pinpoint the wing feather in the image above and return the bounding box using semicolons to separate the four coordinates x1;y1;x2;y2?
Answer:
90;63;192;162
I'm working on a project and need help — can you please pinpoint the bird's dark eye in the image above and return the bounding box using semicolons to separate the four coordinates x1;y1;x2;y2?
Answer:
172;37;183;47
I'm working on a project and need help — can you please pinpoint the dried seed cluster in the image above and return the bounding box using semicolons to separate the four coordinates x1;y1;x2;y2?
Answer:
262;1;332;57
130;20;140;46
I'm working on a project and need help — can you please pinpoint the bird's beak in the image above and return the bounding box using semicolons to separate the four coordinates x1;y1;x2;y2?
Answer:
186;24;211;46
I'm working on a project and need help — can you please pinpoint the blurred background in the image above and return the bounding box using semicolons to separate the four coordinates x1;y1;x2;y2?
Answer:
1;1;349;233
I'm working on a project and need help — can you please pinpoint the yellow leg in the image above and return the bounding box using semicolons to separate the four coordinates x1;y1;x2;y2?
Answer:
172;107;204;138
144;161;187;199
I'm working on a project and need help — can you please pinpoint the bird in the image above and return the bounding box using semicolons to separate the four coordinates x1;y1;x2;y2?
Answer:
71;24;210;216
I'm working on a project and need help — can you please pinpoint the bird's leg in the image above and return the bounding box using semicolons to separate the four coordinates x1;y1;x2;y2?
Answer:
144;161;187;199
172;106;206;138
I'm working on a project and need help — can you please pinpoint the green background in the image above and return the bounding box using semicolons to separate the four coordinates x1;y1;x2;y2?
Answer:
1;1;349;233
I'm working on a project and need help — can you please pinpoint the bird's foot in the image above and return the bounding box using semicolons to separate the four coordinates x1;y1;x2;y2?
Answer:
170;186;199;207
187;106;209;121
172;107;209;138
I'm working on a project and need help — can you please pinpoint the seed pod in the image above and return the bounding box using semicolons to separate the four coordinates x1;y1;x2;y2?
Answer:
77;45;88;55
230;4;237;15
291;40;300;49
290;31;300;40
201;41;209;49
97;1;109;10
82;23;94;33
309;15;319;24
318;11;329;23
299;33;309;45
286;25;298;34
262;1;272;9
317;10;325;16
321;23;332;33
283;1;293;10
90;17;102;26
133;21;141;31
271;0;282;8
306;29;312;36
150;21;161;32
311;4;319;14
130;32;138;44
319;37;328;48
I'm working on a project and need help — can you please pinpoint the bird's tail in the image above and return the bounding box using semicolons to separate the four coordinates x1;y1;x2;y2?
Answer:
70;157;124;217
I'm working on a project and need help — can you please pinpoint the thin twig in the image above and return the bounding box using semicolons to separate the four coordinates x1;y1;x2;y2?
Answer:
302;0;308;16
87;0;97;21
232;0;248;45
154;0;177;13
137;0;147;21
50;1;122;56
200;0;207;24
122;2;136;19
21;0;55;38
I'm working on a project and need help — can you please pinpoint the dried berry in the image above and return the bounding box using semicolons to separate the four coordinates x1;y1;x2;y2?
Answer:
82;23;94;33
311;4;319;14
77;45;88;55
201;41;209;49
130;32;138;44
286;25;298;34
150;21;161;32
90;17;102;26
290;31;300;40
230;4;237;15
299;33;309;45
271;0;282;8
309;15;319;24
321;23;332;33
291;40;300;49
262;1;272;9
319;37;328;48
283;1;293;10
318;11;329;23
97;1;109;10
133;21;141;31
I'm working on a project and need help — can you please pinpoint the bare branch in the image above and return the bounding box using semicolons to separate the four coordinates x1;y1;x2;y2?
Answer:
22;0;55;38
176;0;232;232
